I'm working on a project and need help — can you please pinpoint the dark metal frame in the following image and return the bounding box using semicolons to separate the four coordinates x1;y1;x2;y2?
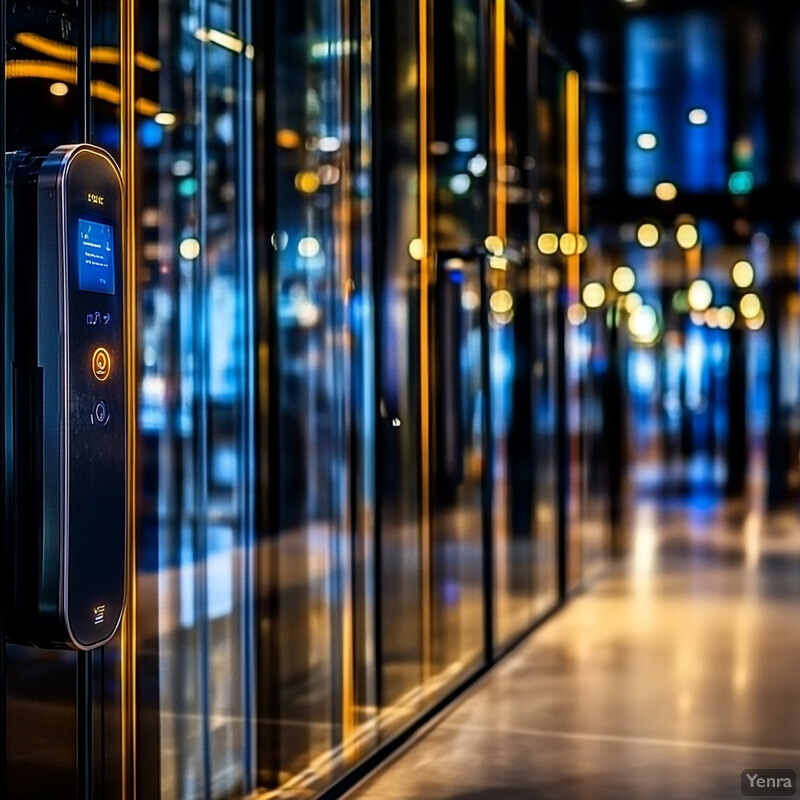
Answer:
251;0;281;788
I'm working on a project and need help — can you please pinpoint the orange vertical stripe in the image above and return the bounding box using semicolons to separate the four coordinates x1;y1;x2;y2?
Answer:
120;1;138;798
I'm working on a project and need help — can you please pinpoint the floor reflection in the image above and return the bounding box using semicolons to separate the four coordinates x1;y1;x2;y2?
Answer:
346;489;800;800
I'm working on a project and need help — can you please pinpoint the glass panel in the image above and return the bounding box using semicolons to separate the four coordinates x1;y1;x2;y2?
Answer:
270;0;346;781
255;1;377;794
6;0;80;150
492;3;547;645
375;0;423;727
492;4;561;645
430;254;486;679
428;0;487;690
433;0;488;253
350;0;379;753
134;0;254;798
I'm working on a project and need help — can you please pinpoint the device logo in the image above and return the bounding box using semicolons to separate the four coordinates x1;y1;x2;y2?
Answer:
87;193;104;206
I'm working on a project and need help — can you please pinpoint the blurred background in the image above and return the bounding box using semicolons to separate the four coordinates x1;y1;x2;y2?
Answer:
3;1;800;799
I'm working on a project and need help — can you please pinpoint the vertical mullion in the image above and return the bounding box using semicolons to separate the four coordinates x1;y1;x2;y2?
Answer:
78;0;92;141
418;0;433;694
369;0;385;721
77;650;93;800
564;69;580;589
479;0;496;667
335;0;357;764
77;3;95;796
252;0;281;785
120;0;138;796
0;0;5;784
194;0;213;793
493;0;507;244
236;0;256;790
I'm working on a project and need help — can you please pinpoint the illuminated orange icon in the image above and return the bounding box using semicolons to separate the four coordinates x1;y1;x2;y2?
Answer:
92;347;111;382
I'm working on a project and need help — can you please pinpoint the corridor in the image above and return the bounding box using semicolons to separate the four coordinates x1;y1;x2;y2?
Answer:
348;498;800;800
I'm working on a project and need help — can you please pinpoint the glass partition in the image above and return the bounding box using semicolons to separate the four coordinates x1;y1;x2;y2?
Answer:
492;1;561;647
134;1;255;798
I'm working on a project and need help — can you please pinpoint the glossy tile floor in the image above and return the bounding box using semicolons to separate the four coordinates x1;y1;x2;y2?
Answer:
347;495;800;800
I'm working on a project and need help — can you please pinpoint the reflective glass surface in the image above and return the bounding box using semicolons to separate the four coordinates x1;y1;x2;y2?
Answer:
3;2;595;799
259;1;364;790
492;2;561;646
374;0;423;724
134;1;254;798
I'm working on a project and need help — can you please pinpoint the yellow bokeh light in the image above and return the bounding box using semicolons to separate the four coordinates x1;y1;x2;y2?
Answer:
560;233;577;256
705;308;719;328
690;310;706;326
408;238;426;260
49;81;69;96
628;305;659;344
489;256;508;271
745;310;765;331
179;237;201;260
490;289;514;314
612;266;636;293
688;107;708;125
732;260;754;288
154;111;177;126
655;181;677;201
687;279;713;311
276;128;302;148
637;132;657;150
625;292;643;312
637;223;660;248
582;281;606;309
484;235;504;256
295;170;321;194
577;234;589;254
718;306;736;330
739;292;761;319
537;233;559;255
567;303;587;326
298;237;321;258
676;223;699;249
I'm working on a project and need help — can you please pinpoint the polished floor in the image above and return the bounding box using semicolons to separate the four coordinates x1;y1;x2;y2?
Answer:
346;493;800;800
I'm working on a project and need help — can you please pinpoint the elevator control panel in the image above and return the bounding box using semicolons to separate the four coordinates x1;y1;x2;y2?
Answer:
5;144;127;650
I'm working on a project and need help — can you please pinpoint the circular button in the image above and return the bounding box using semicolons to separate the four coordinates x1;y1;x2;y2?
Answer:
92;347;111;382
93;400;109;426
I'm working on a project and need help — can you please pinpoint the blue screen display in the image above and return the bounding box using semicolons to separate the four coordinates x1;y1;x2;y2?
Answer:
78;218;115;295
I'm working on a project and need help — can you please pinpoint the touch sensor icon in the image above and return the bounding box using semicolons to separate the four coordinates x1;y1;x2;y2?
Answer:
92;347;111;382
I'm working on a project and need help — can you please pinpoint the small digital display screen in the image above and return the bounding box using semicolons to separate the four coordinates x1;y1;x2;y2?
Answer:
78;218;115;295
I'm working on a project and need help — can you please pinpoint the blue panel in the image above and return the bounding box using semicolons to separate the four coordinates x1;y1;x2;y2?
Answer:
625;13;727;195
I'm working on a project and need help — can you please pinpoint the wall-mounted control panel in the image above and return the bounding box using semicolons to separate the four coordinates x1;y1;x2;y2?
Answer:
5;144;127;650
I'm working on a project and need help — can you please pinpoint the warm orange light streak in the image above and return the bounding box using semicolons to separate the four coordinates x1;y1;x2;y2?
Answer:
14;32;160;70
685;244;701;279
6;62;160;117
566;70;580;302
134;97;161;117
14;32;77;61
91;78;121;104
493;0;507;243
565;69;582;580
120;0;138;798
337;0;356;761
5;60;77;81
418;0;433;690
